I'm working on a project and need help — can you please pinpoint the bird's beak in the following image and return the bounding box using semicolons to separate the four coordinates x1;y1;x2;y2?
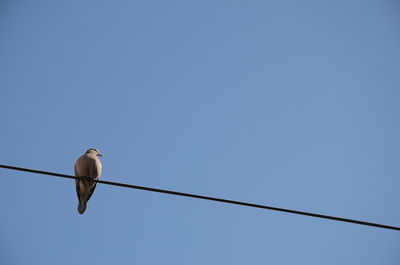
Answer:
98;154;103;157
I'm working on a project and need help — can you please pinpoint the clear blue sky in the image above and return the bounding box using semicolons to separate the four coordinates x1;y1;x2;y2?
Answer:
1;1;400;264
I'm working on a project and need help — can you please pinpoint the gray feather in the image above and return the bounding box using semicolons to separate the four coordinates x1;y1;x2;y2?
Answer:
75;148;102;214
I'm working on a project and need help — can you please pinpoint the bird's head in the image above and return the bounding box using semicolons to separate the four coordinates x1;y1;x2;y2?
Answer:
86;148;102;157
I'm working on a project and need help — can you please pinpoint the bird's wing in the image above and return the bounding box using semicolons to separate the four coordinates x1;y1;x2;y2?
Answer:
76;179;83;204
75;156;85;203
84;182;97;203
83;156;101;202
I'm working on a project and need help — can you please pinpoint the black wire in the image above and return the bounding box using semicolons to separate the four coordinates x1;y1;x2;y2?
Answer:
1;164;399;231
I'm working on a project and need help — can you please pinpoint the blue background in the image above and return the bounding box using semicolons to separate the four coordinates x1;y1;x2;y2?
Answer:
1;1;400;264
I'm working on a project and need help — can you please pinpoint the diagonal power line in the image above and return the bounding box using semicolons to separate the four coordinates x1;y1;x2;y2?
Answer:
0;164;399;231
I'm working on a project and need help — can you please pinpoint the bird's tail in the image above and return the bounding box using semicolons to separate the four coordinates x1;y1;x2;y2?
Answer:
78;201;87;214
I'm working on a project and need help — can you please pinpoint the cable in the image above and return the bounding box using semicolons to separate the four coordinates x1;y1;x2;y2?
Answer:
0;164;399;231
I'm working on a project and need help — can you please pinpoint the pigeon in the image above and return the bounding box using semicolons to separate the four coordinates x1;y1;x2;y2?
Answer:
75;148;102;214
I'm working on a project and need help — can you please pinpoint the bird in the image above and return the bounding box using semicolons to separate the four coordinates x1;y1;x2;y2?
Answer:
75;148;102;214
